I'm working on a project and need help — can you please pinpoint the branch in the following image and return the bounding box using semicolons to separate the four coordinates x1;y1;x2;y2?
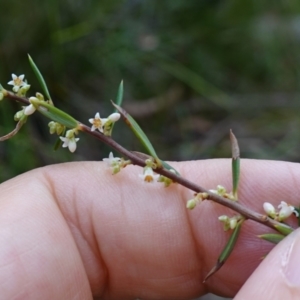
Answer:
5;91;291;232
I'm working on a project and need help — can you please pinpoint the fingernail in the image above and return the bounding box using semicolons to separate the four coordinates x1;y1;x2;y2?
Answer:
282;230;300;286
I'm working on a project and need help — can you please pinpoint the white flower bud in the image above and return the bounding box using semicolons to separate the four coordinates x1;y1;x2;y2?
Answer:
263;202;276;219
24;104;36;115
218;215;229;222
229;218;237;229
108;113;120;122
186;199;197;210
216;185;226;196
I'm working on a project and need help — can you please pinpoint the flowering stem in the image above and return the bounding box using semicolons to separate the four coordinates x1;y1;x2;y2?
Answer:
80;123;290;231
5;91;293;232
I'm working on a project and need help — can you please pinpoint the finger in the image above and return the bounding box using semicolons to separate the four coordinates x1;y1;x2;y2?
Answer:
1;159;299;300
235;228;300;299
43;159;300;298
0;171;93;299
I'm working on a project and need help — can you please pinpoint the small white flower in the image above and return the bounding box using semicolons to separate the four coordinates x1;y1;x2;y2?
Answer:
278;201;296;221
263;202;276;219
89;112;108;132
60;136;79;153
24;104;36;115
139;167;159;183
209;185;226;196
103;152;121;165
7;74;27;92
103;152;122;174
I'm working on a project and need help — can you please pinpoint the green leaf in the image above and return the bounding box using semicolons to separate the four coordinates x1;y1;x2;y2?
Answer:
30;99;78;128
258;233;285;244
28;54;52;103
273;224;293;236
112;101;180;175
204;218;244;282
110;80;124;136
230;130;240;200
115;80;124;107
112;101;160;159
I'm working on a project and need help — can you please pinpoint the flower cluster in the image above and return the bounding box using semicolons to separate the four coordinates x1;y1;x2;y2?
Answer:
209;185;236;201
48;121;65;135
102;152;131;174
102;154;176;186
186;192;209;209
218;215;242;231
89;112;120;135
157;169;176;187
263;201;299;222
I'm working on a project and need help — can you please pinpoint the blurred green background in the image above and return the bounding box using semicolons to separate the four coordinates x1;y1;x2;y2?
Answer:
1;0;300;182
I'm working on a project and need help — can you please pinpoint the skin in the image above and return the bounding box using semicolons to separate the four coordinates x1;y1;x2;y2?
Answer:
1;159;300;300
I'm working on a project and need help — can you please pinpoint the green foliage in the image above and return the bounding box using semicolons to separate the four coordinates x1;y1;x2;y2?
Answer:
28;55;52;102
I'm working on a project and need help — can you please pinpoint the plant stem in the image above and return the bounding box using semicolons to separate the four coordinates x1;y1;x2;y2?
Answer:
5;91;292;232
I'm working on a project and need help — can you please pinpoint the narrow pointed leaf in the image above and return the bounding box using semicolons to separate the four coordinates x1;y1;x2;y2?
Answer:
28;54;52;103
204;218;244;282
258;233;285;244
115;80;124;107
112;101;158;158
230;130;240;200
110;80;124;136
274;224;294;236
30;99;78;128
112;101;180;174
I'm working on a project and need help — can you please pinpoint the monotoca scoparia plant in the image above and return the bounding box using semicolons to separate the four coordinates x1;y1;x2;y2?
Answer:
0;55;299;282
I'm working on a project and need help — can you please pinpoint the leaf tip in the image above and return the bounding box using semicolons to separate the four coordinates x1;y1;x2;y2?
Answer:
203;261;223;283
230;129;240;159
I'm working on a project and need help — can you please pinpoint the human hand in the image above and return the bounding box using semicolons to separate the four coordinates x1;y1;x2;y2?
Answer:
1;159;300;299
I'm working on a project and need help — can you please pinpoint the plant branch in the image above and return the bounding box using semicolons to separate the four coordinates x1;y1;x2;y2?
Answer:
5;91;292;232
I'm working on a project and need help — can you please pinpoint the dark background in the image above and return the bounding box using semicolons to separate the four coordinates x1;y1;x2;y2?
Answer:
1;1;300;182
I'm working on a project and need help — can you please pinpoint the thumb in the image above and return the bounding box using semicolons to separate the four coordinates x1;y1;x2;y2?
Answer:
235;228;300;299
